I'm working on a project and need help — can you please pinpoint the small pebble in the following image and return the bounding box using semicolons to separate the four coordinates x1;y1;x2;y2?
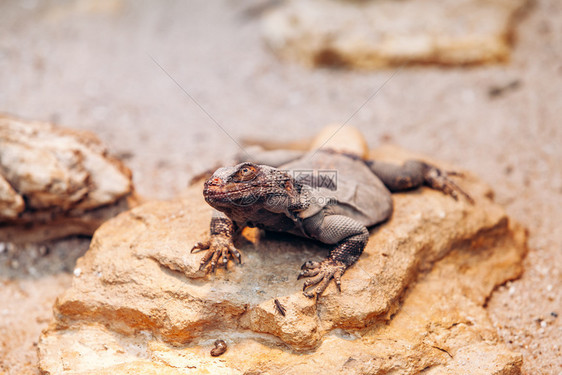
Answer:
210;339;227;357
38;245;49;256
508;286;516;295
0;242;6;254
540;320;547;328
28;266;39;277
73;267;82;277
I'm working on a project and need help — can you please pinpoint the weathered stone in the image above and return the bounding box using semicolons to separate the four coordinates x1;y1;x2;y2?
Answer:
262;0;528;69
0;115;134;242
38;146;527;374
0;174;24;219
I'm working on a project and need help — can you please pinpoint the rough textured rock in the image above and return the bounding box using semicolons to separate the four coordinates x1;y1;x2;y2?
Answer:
0;115;134;242
262;0;529;69
38;146;527;374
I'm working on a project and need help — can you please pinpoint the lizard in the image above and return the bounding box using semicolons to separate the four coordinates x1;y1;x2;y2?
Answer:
192;126;473;298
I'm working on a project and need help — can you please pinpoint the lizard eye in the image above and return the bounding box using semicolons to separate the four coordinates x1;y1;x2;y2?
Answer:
232;164;258;182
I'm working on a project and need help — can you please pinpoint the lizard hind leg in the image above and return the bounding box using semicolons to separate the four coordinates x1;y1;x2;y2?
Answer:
366;159;474;203
299;215;368;298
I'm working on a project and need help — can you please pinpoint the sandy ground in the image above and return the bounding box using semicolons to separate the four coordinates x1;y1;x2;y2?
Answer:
0;0;560;374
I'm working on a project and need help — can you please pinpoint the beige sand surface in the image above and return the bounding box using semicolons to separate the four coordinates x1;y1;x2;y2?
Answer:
0;1;560;373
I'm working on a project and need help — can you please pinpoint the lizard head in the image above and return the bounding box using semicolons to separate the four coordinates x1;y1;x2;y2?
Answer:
204;162;306;212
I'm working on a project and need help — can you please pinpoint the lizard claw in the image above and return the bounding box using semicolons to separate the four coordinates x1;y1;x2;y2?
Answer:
299;259;346;298
192;235;242;273
424;165;474;204
229;244;242;264
191;240;210;253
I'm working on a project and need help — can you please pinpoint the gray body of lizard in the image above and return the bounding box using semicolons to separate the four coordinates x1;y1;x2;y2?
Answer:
193;147;472;298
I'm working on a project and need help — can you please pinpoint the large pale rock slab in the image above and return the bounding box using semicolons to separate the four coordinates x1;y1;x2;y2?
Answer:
0;115;134;242
262;0;529;69
38;146;527;374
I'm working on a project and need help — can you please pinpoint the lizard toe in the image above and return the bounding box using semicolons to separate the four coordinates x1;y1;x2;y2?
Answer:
303;290;317;299
301;260;320;270
191;240;210;253
333;269;344;292
311;273;335;297
199;249;215;271
228;244;242;264
297;267;321;280
302;273;325;290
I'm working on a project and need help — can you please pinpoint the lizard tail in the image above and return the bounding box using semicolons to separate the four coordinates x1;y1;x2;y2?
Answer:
309;124;369;159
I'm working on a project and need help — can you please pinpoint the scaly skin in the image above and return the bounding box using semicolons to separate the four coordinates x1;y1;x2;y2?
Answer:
193;151;473;299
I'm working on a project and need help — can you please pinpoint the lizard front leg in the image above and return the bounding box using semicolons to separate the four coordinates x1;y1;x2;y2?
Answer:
298;214;369;298
191;210;242;272
366;160;474;203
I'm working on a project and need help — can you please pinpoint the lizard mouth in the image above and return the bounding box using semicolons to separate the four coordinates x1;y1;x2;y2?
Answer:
204;183;259;204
